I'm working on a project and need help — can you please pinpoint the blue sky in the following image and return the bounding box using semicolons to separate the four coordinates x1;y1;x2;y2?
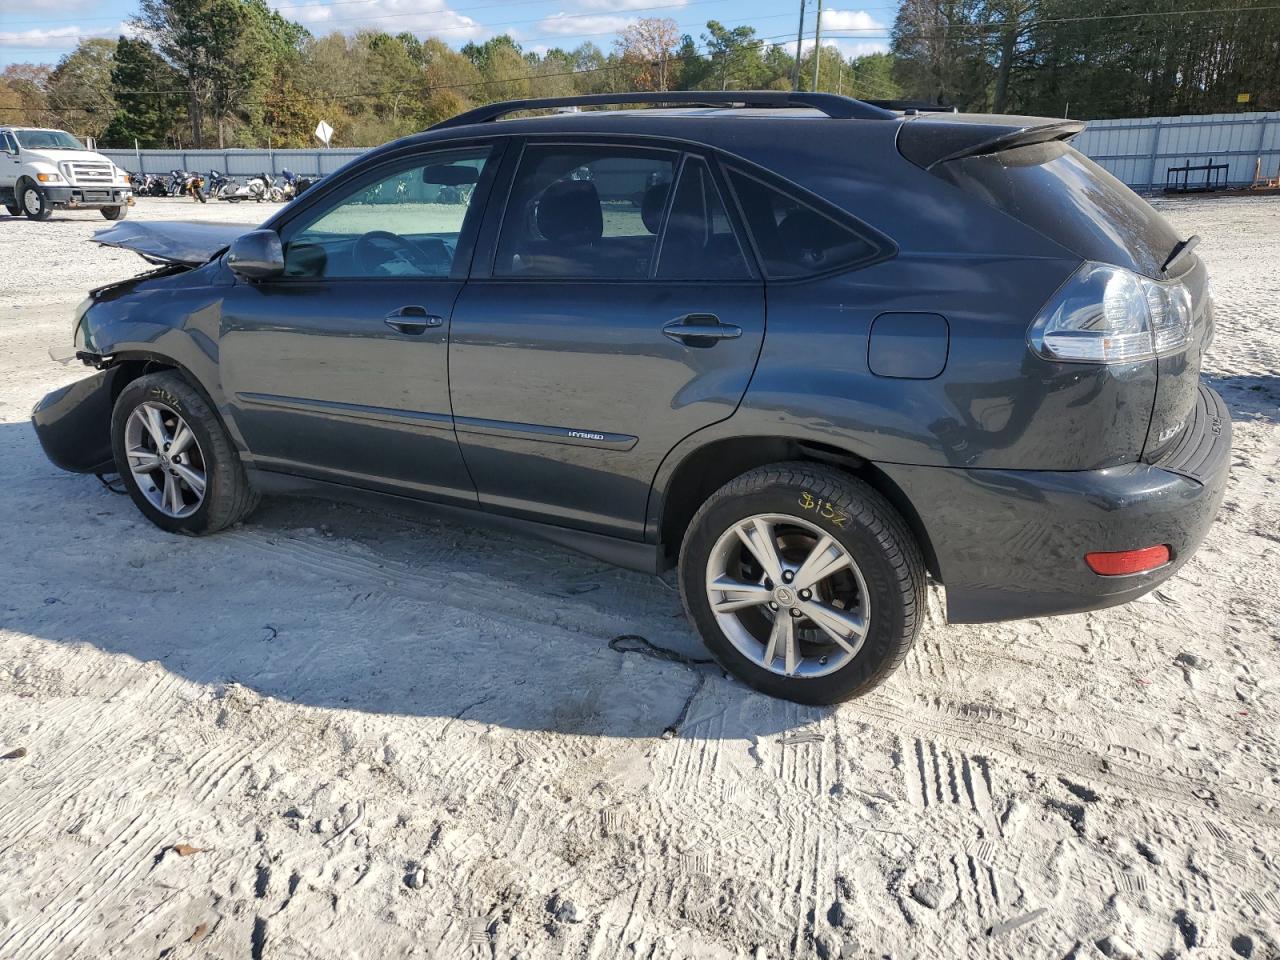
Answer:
0;0;900;70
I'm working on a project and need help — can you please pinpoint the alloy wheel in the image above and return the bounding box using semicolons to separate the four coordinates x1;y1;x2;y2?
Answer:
705;513;870;679
123;401;207;518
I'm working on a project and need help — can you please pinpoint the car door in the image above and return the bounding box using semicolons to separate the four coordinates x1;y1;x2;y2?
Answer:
1;133;21;192
218;142;501;505
448;141;765;539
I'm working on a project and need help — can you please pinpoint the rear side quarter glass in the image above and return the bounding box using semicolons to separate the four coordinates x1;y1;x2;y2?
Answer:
722;165;892;280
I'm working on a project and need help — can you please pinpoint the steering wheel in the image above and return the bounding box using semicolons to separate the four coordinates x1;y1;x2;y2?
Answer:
353;230;434;276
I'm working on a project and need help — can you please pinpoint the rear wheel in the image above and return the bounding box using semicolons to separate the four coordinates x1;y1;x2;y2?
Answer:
101;205;127;220
679;462;926;704
111;372;259;535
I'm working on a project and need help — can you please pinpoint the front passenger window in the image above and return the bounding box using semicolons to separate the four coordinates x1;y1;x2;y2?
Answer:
284;147;490;279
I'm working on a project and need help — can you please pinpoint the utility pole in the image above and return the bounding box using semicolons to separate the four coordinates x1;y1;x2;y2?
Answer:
791;0;806;91
812;0;823;91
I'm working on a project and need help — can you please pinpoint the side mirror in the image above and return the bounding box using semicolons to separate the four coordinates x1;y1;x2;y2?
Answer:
227;230;284;280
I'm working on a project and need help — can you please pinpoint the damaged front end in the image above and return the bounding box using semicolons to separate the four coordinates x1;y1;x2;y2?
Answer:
33;219;243;475
32;366;120;474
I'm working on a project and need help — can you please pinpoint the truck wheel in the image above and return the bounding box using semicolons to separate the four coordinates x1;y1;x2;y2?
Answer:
111;372;260;535
679;462;926;704
101;205;128;220
18;180;52;221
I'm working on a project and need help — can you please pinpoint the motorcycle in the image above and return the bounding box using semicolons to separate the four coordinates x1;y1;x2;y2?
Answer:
182;171;207;203
206;170;232;197
139;173;168;197
218;172;280;203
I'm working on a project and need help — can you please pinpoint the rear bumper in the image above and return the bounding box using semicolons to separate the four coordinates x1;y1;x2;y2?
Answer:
43;185;131;208
31;368;119;474
880;383;1231;623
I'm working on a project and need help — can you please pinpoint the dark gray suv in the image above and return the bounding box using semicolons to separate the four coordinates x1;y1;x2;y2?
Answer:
33;92;1230;704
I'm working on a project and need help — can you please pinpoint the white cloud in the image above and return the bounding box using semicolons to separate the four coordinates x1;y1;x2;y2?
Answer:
819;8;884;33
799;37;889;58
0;22;129;49
535;12;635;37
577;0;685;9
271;0;487;42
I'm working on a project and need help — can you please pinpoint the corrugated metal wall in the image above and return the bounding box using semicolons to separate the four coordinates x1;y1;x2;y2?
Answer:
1065;110;1279;190
98;147;367;178
101;110;1280;193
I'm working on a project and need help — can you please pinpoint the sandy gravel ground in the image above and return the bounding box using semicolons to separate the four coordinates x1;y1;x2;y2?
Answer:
0;196;1277;960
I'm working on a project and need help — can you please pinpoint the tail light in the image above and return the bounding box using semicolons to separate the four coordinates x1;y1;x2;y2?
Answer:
1029;262;1193;364
1085;545;1171;576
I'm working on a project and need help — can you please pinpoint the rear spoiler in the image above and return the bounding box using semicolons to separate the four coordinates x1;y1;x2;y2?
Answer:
898;116;1087;171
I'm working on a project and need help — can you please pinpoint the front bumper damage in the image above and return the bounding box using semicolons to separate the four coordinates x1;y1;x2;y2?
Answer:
31;366;119;474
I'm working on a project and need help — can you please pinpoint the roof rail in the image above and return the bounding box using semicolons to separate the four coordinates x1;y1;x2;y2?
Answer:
429;91;898;130
866;100;959;115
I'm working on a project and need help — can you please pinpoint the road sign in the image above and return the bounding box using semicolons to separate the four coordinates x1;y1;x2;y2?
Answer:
314;120;334;146
1237;92;1251;104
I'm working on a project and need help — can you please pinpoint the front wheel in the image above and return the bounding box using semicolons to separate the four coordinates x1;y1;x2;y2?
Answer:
19;181;52;221
111;372;260;535
101;205;127;220
679;463;926;704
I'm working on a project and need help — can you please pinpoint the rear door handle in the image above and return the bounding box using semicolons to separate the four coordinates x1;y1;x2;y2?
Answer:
661;314;742;347
384;305;444;335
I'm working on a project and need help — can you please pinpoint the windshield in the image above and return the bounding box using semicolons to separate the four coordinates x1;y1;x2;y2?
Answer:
14;129;85;151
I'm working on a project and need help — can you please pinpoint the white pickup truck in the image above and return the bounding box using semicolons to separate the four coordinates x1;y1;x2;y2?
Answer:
1;126;132;221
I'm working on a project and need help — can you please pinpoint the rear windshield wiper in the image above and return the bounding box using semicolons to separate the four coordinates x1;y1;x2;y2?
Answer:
1162;234;1201;275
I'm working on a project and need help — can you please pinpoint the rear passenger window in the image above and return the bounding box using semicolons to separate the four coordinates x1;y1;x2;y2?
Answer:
726;167;877;278
657;157;751;281
494;145;676;279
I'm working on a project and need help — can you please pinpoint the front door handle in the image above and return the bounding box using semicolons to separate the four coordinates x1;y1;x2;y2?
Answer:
661;314;742;347
384;305;444;335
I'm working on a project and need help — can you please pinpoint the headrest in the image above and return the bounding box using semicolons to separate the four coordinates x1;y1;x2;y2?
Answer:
641;182;671;234
778;208;843;268
535;180;602;245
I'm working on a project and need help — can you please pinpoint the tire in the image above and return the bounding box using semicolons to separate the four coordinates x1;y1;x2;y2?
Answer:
679;462;926;704
101;205;127;220
18;180;52;221
111;371;260;535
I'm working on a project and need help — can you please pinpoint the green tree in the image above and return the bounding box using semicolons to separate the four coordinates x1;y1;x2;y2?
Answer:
102;37;186;148
46;39;118;140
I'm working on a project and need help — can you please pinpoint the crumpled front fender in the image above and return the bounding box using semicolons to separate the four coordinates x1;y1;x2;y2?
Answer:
31;367;119;474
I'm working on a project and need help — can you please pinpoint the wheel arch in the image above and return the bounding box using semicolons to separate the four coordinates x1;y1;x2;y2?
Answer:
651;435;942;582
103;351;237;445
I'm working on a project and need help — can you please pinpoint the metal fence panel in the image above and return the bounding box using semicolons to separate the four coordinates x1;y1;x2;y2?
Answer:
104;110;1280;193
100;147;367;178
1073;110;1280;190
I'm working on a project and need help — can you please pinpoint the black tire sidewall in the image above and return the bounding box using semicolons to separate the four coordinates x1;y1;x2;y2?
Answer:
111;375;225;534
680;468;921;704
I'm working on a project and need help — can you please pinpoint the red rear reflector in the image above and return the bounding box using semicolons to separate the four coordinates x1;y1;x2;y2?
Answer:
1085;545;1171;576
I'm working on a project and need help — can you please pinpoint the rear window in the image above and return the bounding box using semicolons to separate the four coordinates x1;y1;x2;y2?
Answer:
940;141;1181;279
725;167;880;279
